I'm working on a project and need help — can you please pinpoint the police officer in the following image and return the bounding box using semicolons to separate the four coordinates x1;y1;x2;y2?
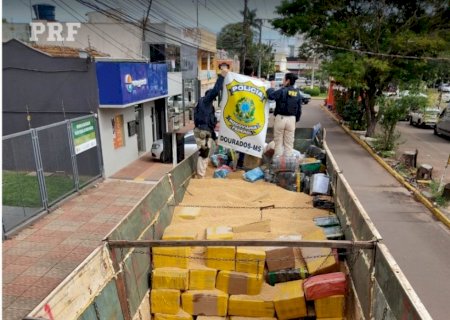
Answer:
193;65;229;178
267;73;302;157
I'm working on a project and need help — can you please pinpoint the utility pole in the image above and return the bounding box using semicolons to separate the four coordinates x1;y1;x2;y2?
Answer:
256;19;263;78
241;0;248;73
141;0;153;56
311;55;316;89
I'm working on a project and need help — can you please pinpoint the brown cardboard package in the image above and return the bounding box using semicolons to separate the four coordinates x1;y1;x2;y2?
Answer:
265;247;295;272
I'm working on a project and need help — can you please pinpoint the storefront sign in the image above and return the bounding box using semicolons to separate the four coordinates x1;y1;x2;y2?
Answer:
96;62;168;107
71;118;97;155
112;115;125;149
218;72;269;157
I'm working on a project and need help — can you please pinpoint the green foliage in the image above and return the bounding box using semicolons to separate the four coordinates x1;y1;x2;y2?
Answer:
2;171;88;207
430;180;449;207
372;96;406;151
272;0;450;136
302;87;320;96
334;91;367;130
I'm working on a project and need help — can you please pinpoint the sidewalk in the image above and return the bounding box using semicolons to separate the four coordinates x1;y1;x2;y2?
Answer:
2;155;171;320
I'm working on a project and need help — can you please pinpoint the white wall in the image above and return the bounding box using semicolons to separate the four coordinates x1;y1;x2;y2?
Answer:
142;101;155;152
168;72;183;96
98;107;138;177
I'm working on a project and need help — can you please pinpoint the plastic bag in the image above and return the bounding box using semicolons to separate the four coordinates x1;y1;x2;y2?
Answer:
243;167;264;182
210;154;228;167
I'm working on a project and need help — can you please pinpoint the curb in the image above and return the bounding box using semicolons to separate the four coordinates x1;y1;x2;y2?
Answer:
321;105;450;229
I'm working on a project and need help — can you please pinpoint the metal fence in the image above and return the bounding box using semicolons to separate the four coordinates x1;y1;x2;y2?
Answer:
2;115;103;235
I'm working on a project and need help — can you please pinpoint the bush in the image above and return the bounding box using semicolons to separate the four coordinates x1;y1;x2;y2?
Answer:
302;86;320;96
319;85;327;94
373;96;406;152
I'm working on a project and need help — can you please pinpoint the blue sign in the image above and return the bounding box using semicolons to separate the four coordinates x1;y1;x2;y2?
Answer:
96;62;168;106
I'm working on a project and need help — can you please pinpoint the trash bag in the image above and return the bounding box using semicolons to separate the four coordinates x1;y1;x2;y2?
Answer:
271;155;300;173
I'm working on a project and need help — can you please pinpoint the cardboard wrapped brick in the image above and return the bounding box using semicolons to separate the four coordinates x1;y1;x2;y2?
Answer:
182;289;228;316
151;289;180;315
196;317;227;320
154;309;193;320
273;280;307;320
206;247;235;271
266;267;309;286
264;247;295;272
216;270;263;295
230;316;277;320
162;226;198;240
176;206;201;219
152;268;189;290
301;229;339;275
153;247;190;269
189;267;217;290
304;272;347;301
314;294;345;318
206;226;233;240
235;248;265;274
228;295;275;317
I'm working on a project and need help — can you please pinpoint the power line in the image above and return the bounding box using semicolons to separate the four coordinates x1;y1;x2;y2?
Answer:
320;43;450;61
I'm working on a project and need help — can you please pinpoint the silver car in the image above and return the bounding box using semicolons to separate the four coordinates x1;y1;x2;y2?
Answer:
151;131;198;161
434;106;450;138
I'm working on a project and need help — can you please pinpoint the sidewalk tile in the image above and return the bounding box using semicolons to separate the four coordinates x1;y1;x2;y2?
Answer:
2;295;17;308
9;297;43;311
21;286;52;299
3;307;29;320
3;284;29;296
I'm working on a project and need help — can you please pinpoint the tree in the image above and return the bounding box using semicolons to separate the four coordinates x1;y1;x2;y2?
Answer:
272;0;450;136
217;23;275;77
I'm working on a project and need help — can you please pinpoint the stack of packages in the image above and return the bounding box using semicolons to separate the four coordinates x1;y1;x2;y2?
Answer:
299;145;329;196
151;224;347;319
270;153;303;192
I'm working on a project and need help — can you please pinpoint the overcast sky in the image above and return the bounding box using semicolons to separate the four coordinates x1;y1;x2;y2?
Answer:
3;0;296;48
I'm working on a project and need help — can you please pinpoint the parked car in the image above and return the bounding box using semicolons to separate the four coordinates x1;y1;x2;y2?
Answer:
438;83;450;92
434;106;450;138
409;107;441;127
168;95;193;110
299;90;311;104
151;131;198;161
268;100;276;113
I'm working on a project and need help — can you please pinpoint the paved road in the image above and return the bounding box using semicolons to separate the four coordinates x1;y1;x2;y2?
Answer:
396;121;450;184
300;100;450;320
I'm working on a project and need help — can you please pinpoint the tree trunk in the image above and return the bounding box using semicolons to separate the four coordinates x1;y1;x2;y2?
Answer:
365;91;378;137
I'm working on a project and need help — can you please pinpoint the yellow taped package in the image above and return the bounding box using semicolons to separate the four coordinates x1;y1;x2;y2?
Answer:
151;289;180;315
153;247;191;269
228;295;275;317
206;247;235;271
162;226;198;240
206;226;233;240
315;295;345;318
216;270;263;295
176;206;201;219
301;229;339;276
181;289;228;316
230;317;276;320
189;267;217;290
152;268;189;290
197;317;227;320
154;309;193;320
235;248;265;275
273;280;307;320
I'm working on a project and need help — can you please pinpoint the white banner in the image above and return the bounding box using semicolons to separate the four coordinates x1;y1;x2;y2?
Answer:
218;72;269;158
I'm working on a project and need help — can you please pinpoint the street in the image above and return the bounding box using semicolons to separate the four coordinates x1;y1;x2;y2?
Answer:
299;99;450;320
396;121;450;184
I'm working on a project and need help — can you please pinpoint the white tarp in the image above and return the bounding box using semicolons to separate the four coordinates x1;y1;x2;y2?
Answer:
218;72;269;157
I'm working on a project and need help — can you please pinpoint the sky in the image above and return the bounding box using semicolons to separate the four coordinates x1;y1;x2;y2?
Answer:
2;0;298;50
